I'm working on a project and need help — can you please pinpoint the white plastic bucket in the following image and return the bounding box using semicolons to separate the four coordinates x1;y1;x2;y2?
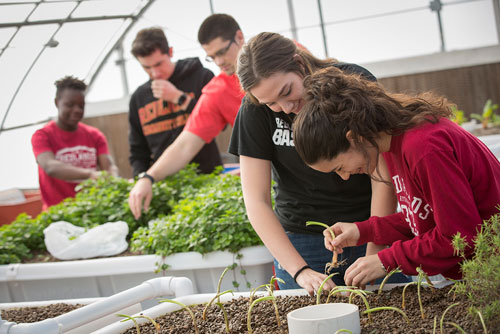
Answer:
287;302;360;334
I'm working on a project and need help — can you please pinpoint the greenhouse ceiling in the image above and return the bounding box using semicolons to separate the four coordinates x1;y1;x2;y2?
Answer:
0;0;499;190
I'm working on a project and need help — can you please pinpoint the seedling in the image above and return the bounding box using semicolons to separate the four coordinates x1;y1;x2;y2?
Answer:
158;299;199;334
306;221;342;273
316;273;339;304
416;266;435;319
202;266;234;333
249;276;284;327
377;267;402;295
328;287;373;321
117;313;161;334
440;302;460;334
334;330;353;334
475;309;488;334
247;295;276;334
362;306;409;324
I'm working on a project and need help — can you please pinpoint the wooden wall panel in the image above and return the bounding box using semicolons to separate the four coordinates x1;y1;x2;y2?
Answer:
82;113;132;178
379;62;500;117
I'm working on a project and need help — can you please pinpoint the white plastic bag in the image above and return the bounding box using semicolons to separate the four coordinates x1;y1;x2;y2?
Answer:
43;221;129;260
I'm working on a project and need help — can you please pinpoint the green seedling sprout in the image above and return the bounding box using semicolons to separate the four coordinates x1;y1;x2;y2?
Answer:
328;287;372;321
247;295;275;334
158;299;199;334
378;267;402;295
475;309;488;334
316;273;338;304
416;266;435;290
401;281;416;309
433;315;438;334
362;306;410;324
470;99;499;129
117;313;161;334
415;266;435;319
445;322;466;333
202;265;234;332
117;314;141;334
266;276;284;327
325;285;358;303
306;221;339;273
440;302;460;334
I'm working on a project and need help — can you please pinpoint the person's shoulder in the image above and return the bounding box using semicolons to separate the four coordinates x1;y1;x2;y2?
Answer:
176;57;213;76
201;72;236;94
334;62;376;81
131;80;152;96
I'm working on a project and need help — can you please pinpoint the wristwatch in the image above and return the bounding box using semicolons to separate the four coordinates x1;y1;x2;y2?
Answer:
177;92;188;106
138;172;155;184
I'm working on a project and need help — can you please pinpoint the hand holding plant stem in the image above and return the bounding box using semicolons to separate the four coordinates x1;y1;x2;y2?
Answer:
306;221;338;272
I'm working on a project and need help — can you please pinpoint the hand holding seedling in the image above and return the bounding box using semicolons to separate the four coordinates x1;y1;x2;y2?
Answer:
325;222;360;253
295;267;336;297
344;254;386;289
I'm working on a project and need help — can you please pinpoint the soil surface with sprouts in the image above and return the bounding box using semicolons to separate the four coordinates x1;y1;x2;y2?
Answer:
1;285;497;333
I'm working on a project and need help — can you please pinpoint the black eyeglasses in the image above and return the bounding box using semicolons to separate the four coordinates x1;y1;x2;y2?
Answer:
205;36;235;63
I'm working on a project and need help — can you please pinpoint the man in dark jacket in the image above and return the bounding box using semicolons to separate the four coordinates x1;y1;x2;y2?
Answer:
128;27;221;180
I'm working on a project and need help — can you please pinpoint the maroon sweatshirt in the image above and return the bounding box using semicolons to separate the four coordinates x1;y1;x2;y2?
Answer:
356;118;500;279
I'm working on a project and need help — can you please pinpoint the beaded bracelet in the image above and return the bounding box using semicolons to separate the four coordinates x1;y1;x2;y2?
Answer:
293;265;311;283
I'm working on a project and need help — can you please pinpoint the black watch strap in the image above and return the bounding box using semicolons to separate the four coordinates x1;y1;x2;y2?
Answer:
138;172;155;184
177;92;187;106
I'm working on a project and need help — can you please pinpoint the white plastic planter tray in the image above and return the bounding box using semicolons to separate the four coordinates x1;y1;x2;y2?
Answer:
0;245;273;303
95;281;451;334
478;134;500;158
0;276;193;334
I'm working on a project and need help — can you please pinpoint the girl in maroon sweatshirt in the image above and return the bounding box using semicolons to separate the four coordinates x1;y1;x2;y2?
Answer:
292;67;500;288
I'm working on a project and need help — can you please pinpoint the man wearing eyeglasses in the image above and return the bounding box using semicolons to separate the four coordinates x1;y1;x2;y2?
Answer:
128;27;222;181
128;14;245;219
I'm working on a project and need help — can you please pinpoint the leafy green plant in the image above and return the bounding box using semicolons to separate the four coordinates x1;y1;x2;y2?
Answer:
1;164;262;267
470;99;500;129
130;172;261;258
452;206;500;330
451;105;467;125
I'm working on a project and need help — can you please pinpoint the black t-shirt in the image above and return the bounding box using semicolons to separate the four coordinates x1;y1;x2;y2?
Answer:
229;63;376;234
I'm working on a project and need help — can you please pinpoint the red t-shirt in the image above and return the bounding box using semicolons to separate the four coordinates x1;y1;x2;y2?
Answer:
184;72;244;143
356;118;500;279
31;121;110;209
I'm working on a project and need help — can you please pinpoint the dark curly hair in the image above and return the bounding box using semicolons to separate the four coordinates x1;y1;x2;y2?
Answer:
54;75;86;100
292;67;453;168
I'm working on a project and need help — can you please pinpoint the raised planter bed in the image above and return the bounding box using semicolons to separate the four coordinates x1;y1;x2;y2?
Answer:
0;245;273;303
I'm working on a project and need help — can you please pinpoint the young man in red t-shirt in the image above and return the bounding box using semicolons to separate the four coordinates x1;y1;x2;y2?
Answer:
31;76;118;209
128;14;245;219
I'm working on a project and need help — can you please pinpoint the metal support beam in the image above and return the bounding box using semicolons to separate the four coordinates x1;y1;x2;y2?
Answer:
316;0;328;57
493;0;500;45
209;0;214;14
115;44;129;97
287;0;298;42
430;0;445;52
0;15;135;29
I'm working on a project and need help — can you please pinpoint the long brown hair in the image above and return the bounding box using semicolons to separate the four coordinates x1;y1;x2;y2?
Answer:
293;67;453;166
237;32;338;104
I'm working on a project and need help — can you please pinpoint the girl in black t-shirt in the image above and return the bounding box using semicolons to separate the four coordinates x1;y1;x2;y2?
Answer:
229;32;409;295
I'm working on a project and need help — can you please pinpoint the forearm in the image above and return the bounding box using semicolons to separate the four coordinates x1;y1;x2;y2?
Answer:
246;200;307;275
147;131;205;181
44;160;94;181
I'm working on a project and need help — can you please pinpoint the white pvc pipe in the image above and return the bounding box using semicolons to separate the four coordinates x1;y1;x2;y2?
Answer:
0;276;193;334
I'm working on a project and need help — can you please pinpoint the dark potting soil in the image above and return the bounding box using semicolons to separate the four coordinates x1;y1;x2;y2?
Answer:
2;285;496;333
